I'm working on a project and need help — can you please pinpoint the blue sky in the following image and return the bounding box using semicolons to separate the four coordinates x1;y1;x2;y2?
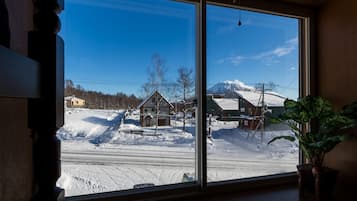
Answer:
60;0;298;99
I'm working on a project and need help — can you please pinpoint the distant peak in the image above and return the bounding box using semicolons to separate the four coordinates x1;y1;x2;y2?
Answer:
208;80;255;95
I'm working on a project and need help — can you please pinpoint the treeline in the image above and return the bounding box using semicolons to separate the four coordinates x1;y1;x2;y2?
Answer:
65;80;142;109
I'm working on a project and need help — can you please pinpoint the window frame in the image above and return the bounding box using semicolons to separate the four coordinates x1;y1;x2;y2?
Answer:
61;0;315;200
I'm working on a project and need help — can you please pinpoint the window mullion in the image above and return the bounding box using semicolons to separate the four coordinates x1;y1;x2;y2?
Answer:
195;0;207;190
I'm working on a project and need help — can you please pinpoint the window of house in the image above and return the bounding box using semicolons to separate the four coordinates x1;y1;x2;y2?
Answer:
55;0;310;199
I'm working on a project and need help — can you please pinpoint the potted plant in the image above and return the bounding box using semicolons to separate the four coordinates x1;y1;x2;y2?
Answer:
268;95;357;201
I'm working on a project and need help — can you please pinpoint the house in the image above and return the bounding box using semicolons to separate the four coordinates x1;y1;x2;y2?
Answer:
206;94;240;118
64;95;85;108
1;0;357;201
207;91;285;130
173;97;197;118
137;91;174;127
237;91;285;130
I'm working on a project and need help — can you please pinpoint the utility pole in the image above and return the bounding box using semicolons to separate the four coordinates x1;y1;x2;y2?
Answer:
260;83;265;143
252;83;266;143
237;96;240;128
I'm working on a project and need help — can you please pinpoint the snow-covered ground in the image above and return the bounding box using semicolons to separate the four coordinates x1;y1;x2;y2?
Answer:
57;108;298;197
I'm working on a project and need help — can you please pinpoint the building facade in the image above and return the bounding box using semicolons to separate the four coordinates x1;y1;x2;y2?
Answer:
65;96;86;107
137;91;174;127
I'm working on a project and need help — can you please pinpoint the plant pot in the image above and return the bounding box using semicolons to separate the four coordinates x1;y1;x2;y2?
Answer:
313;166;338;201
297;164;338;201
297;164;315;199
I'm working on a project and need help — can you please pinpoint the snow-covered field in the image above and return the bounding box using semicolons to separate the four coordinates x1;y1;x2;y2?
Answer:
57;108;298;197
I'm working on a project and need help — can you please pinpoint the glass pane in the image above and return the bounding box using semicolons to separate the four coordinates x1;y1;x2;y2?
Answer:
57;0;197;196
206;5;299;182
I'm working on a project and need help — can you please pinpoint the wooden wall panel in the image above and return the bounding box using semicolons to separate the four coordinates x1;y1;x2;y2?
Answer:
317;0;357;200
0;0;34;201
0;98;33;201
317;0;357;107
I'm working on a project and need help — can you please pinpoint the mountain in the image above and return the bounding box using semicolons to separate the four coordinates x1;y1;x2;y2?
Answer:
208;80;255;96
208;80;286;106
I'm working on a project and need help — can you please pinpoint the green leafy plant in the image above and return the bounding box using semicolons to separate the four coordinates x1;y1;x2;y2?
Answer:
268;95;357;170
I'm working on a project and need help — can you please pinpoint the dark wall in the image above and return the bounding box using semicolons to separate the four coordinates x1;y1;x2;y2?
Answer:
317;0;357;200
0;0;34;201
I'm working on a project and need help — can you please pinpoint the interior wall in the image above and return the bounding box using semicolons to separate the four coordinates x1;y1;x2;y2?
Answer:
317;0;357;200
0;0;34;201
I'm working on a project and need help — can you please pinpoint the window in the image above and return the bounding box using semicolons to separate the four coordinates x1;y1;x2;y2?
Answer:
55;0;311;199
206;4;299;182
57;0;197;197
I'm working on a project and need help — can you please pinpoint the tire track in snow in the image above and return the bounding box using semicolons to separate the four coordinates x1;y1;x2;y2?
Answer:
101;166;122;188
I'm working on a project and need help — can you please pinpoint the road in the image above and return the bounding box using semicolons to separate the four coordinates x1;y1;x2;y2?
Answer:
61;148;296;171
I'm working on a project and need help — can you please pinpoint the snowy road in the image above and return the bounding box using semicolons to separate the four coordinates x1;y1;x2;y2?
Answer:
61;148;295;170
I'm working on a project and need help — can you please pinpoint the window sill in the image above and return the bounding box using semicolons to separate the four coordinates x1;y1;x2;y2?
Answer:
180;183;299;201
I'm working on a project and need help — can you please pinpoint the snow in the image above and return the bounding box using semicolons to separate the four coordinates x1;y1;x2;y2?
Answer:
208;80;255;93
236;90;286;107
64;95;84;102
212;98;239;110
57;108;297;197
137;90;174;109
57;108;123;141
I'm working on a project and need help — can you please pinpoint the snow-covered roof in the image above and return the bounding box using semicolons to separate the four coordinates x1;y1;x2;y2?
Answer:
65;96;85;101
212;98;239;110
237;91;285;107
137;91;174;109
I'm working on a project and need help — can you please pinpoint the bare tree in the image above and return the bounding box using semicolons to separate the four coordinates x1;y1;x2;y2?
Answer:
177;67;194;131
142;54;167;96
65;79;75;95
177;67;194;100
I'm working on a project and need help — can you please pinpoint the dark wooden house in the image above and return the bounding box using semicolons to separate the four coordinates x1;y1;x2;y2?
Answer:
137;91;174;127
206;94;240;119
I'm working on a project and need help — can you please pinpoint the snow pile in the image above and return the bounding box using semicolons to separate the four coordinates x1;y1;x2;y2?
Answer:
207;118;298;160
57;108;123;142
58;163;194;196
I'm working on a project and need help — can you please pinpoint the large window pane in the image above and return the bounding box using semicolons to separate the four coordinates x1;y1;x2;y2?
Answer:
206;5;299;182
57;0;197;196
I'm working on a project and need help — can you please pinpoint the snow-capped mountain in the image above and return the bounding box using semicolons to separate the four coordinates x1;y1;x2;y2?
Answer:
208;80;286;107
208;80;255;96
